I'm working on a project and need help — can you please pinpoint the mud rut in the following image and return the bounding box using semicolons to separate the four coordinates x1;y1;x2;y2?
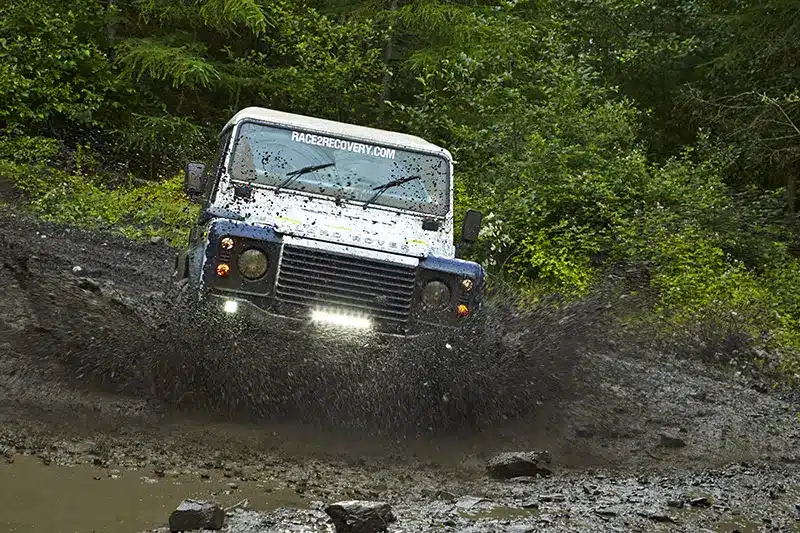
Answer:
0;209;798;532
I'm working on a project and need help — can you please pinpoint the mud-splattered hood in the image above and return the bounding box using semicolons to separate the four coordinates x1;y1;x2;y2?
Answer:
211;183;455;259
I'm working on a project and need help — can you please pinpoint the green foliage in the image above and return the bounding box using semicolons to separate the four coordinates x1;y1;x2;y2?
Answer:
200;0;270;34
1;157;198;246
0;0;115;134
116;39;221;88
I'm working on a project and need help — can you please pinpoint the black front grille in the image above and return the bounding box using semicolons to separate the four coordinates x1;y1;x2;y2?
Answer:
275;245;417;327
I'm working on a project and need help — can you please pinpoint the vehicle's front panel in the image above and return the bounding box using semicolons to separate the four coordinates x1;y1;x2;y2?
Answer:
199;220;484;335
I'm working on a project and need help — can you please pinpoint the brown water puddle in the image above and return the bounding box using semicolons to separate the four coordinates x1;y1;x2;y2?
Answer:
0;456;306;533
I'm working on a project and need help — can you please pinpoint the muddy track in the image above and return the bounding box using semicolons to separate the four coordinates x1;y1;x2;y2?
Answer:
0;208;798;532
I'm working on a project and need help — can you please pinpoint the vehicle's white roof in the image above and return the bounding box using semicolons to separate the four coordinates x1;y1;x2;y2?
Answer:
225;107;451;158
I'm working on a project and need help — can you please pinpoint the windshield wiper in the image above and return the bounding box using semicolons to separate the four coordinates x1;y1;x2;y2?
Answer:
362;175;421;209
274;163;335;193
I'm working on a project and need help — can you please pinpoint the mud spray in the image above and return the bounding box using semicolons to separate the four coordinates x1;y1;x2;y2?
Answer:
53;276;626;440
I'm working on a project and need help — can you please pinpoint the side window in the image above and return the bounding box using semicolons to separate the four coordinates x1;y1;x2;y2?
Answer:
204;128;232;206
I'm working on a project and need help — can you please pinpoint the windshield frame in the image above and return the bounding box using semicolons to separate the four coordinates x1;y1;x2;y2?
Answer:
223;118;452;218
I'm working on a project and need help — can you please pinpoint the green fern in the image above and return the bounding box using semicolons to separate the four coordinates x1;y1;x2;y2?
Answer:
200;0;269;35
115;38;221;88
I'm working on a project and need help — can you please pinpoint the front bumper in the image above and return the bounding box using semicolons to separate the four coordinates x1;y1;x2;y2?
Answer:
204;292;457;338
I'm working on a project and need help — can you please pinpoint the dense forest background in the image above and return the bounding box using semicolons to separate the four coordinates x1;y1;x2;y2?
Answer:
1;0;799;378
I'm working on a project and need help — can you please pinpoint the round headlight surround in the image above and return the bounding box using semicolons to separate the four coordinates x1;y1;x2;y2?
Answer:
422;280;452;310
237;248;269;280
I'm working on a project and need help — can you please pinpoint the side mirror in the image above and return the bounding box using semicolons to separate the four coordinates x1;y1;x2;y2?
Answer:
184;162;207;200
461;209;483;244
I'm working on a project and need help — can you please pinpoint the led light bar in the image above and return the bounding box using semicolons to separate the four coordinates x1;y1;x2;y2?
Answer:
223;300;239;314
310;309;372;330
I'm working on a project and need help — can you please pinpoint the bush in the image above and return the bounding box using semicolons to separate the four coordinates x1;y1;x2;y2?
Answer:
1;154;198;246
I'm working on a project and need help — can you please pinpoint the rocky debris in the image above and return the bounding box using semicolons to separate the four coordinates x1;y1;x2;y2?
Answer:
659;431;687;449
486;451;552;479
72;265;83;274
150;236;164;245
324;500;396;533
168;500;224;532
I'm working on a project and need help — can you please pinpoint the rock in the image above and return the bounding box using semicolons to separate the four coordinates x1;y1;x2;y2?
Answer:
77;278;102;293
72;265;83;274
648;513;676;523
436;490;456;502
521;500;539;509
150;236;164;245
508;476;537;485
594;507;618;518
486;451;552;479
689;497;710;508
507;527;536;533
538;494;565;503
421;488;455;501
637;510;676;523
324;500;396;533
667;499;683;508
455;496;488;510
659;431;687;449
168;499;225;532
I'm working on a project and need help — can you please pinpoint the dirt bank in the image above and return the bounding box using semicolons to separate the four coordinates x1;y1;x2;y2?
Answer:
0;208;798;532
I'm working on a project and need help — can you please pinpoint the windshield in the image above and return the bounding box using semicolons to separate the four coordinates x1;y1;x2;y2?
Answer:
227;121;450;216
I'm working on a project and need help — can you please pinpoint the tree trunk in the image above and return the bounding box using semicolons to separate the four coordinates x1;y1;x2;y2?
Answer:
105;0;117;42
788;172;796;222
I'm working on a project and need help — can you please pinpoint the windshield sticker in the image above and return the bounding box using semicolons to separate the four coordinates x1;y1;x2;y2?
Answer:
291;131;396;160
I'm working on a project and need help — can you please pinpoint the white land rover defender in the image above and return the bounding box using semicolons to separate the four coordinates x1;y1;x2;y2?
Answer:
174;107;485;335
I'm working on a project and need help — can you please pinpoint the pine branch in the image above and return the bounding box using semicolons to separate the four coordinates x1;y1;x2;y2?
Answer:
115;38;221;88
200;0;269;35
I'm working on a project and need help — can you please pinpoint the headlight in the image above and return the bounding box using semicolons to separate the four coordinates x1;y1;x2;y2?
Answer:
422;280;451;309
238;249;268;280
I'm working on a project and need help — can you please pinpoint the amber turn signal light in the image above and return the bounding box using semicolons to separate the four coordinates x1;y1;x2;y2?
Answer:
216;263;230;277
457;304;470;318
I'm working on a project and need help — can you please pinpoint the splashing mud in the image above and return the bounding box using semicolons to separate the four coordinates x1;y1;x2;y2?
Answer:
60;278;616;439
